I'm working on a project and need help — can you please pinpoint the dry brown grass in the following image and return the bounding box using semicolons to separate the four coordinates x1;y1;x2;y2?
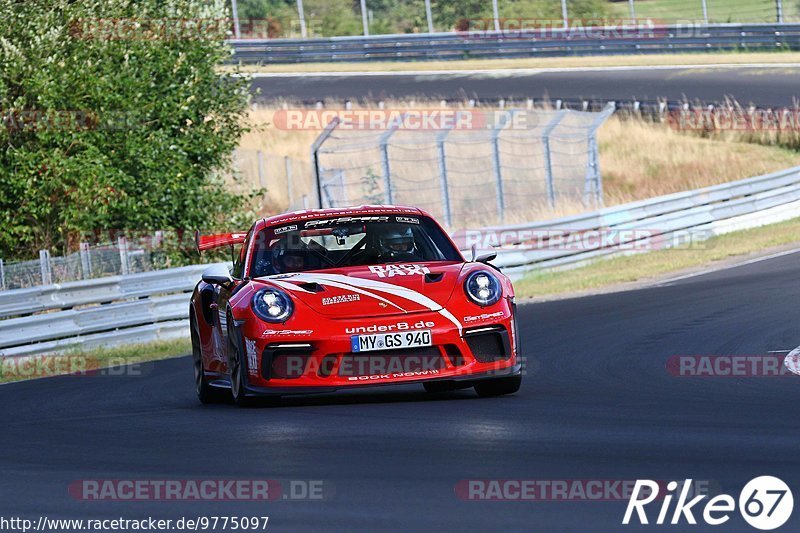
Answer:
598;117;800;205
236;103;800;222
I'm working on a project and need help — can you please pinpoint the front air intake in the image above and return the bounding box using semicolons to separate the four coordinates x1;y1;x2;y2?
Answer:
262;343;314;379
464;326;511;363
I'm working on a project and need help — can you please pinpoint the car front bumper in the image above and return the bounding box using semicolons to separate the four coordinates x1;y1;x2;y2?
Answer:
236;308;521;395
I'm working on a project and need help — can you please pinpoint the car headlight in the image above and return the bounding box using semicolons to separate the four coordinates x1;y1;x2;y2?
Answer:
251;287;293;322
464;270;502;306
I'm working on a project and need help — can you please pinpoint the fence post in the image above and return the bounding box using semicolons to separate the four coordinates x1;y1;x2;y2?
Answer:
310;117;341;208
284;156;294;208
297;0;307;38
231;0;241;38
378;113;405;205
360;0;369;36
584;103;615;208
39;250;52;285
776;0;784;23
541;110;567;208
118;236;130;276
79;242;92;279
436;128;453;228
424;0;434;32
700;0;709;24
0;259;5;290
491;110;518;225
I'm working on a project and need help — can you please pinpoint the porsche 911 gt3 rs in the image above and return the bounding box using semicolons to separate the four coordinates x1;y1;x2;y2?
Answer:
190;205;522;405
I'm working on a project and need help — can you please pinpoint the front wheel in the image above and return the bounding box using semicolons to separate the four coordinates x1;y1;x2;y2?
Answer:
227;319;253;407
474;375;522;397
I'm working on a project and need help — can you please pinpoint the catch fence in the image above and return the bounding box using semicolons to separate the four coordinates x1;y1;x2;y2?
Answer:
311;105;614;228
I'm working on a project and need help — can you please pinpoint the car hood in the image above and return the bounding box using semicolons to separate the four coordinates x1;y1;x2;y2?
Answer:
255;262;465;319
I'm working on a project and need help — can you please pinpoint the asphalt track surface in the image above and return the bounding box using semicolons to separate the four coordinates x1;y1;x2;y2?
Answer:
250;66;800;107
2;251;799;532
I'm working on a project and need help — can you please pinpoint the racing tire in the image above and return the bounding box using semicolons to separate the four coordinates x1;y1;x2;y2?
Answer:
191;314;225;404
227;317;254;407
474;375;522;398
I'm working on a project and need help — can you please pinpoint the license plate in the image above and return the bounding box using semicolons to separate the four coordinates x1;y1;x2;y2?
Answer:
350;330;432;353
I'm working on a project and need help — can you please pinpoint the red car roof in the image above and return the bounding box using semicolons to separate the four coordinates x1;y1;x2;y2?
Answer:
262;205;428;228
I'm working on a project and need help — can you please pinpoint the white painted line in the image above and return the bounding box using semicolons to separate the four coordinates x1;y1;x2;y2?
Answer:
240;63;800;78
656;247;800;286
784;345;800;376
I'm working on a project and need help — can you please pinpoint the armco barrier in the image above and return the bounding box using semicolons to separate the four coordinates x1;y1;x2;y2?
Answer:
475;166;800;278
0;264;211;319
0;293;188;349
2;163;800;356
229;23;800;63
0;264;227;358
1;320;189;358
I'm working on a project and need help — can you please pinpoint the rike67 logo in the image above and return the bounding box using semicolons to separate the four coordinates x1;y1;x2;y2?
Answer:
623;477;793;530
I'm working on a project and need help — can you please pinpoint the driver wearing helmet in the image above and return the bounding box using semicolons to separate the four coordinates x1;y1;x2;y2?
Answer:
271;238;307;273
377;225;419;262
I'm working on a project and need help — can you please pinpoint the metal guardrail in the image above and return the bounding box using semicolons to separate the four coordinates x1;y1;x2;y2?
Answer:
474;166;800;278
0;264;210;319
2;320;189;358
229;23;800;63
0;264;227;358
0;293;188;349
2;164;799;355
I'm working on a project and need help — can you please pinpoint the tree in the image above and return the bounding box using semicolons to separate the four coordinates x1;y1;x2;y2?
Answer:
0;0;252;260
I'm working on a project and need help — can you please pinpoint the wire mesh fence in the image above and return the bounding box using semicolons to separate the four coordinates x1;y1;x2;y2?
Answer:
0;238;171;290
311;106;614;228
231;0;795;39
232;148;315;210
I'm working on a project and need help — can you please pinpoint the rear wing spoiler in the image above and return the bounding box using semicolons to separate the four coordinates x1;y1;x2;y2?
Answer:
195;231;248;252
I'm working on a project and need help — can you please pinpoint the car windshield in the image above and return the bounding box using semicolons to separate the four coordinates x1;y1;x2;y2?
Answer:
249;215;462;277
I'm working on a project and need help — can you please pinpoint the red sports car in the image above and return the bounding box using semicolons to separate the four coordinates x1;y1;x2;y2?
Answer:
190;205;522;405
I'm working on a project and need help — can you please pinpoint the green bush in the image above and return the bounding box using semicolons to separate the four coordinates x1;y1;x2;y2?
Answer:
0;0;253;261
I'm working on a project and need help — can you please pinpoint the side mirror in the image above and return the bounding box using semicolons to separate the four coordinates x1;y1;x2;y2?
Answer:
475;251;497;264
470;244;497;264
201;264;233;286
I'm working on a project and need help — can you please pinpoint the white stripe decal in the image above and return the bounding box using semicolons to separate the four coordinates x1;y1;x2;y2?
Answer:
295;273;463;332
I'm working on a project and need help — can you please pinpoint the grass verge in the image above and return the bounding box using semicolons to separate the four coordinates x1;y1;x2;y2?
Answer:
226;51;800;74
0;338;190;384
514;216;800;299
